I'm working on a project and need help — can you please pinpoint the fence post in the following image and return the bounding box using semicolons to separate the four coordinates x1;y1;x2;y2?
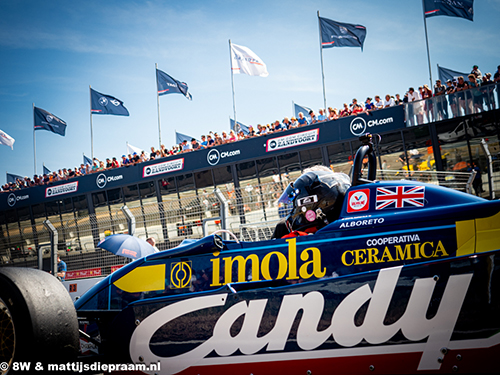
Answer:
43;219;58;276
213;188;228;240
121;205;136;236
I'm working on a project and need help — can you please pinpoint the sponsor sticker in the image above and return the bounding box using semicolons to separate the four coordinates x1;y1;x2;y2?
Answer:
347;189;370;213
376;186;425;210
266;129;319;152
65;267;102;280
143;158;184;178
170;261;192;289
45;181;78;198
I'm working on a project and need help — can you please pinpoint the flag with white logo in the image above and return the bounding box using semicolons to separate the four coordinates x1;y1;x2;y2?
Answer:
90;89;129;116
157;69;192;100
424;0;474;21
438;65;468;83
230;118;249;135
230;43;269;77
376;186;425;210
319;17;367;50
0;129;15;150
34;107;67;136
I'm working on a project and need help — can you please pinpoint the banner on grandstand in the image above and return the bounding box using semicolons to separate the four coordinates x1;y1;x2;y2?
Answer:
319;17;367;50
230;43;269;77
437;65;468;83
34;107;67;136
423;0;474;21
90;89;129;116
156;69;192;100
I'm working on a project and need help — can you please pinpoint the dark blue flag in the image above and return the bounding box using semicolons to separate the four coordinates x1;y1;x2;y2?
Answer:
175;131;196;144
6;172;24;184
230;118;249;135
91;88;129;116
43;164;51;175
319;17;367;50
83;154;93;166
438;65;468;83
424;0;473;21
34;107;67;136
157;69;192;100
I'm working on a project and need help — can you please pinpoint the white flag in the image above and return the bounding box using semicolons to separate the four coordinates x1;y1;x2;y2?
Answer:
0;129;15;150
127;143;147;158
230;43;269;77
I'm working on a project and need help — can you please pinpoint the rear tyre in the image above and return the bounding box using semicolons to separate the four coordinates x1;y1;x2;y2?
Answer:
0;268;79;372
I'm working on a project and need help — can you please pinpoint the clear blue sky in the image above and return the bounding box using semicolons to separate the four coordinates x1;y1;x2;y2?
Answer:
1;0;498;184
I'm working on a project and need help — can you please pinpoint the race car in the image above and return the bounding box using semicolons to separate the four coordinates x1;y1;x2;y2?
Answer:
1;134;499;375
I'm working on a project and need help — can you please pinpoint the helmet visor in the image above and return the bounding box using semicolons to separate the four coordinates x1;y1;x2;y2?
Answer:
278;182;297;205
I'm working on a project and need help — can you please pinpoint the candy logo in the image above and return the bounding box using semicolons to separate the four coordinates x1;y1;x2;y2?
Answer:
347;189;370;213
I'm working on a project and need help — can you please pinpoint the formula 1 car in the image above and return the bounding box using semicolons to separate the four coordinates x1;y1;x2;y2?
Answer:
1;135;500;374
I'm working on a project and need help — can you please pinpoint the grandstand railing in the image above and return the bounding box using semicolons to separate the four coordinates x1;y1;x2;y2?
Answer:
404;82;499;127
0;170;474;275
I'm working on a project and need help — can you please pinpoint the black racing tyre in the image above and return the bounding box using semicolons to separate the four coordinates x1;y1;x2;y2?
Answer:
0;268;79;373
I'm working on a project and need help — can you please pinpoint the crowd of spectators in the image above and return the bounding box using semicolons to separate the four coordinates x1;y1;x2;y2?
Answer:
3;64;499;194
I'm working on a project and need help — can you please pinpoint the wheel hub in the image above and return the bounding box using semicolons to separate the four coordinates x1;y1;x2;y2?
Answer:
0;297;15;375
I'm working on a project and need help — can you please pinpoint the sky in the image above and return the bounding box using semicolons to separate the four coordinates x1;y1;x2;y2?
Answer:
0;0;499;185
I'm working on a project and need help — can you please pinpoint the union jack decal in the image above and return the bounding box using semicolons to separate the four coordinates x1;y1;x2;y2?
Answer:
376;186;425;210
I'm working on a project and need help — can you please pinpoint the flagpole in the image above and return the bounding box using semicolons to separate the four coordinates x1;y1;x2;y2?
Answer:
89;85;94;162
317;11;327;111
422;0;433;88
229;39;237;126
33;103;37;175
155;63;162;149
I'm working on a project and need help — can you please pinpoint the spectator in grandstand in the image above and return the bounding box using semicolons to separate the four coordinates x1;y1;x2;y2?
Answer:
445;79;458;117
395;93;403;105
79;164;87;175
207;134;215;147
289;117;299;127
111;157;120;168
482;73;496;110
247;125;256;137
140;151;148;162
121;155;130;166
384;94;395;108
132;152;141;164
456;76;469;116
364;98;375;111
237;130;246;140
282;117;292;129
467;73;482;113
317;109;327;122
471;65;482;80
191;138;200;151
327;107;338;120
181;140;191;152
56;255;67;281
228;130;237;142
339;103;351;117
221;131;229;143
422;85;434;122
105;158;112;169
434;79;448;120
297;112;308;126
272;120;284;132
200;135;208;149
407;87;423;126
351;99;364;115
57;169;65;180
373;95;384;110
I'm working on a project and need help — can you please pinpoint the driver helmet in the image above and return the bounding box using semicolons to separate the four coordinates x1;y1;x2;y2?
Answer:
278;168;351;232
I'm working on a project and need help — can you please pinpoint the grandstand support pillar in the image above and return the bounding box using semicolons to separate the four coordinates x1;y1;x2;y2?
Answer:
43;220;58;276
214;188;228;240
121;205;136;236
